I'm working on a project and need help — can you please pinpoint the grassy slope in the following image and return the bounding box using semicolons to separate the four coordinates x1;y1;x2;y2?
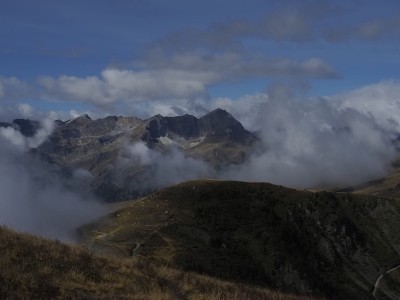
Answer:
81;180;400;299
0;226;319;300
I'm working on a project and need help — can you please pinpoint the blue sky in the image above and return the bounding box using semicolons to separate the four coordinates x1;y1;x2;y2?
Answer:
0;0;399;119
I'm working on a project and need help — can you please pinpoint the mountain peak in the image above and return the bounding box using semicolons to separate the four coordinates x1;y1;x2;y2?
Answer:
67;114;92;126
79;114;92;120
198;108;255;143
201;108;232;119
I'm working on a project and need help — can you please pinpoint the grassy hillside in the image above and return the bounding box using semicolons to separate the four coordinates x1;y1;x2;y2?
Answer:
0;226;319;300
81;180;400;299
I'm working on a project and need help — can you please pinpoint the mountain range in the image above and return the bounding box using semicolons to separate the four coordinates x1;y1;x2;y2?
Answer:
2;109;258;201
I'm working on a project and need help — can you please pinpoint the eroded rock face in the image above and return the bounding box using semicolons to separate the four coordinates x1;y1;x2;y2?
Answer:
35;109;258;201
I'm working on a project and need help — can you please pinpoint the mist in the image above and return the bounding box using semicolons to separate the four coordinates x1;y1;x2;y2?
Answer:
115;142;215;191
226;95;398;188
227;83;399;187
0;125;107;240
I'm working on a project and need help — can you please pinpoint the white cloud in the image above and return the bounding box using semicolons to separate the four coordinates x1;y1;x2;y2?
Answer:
0;117;54;150
0;127;106;240
35;53;337;108
101;68;211;100
0;127;27;149
225;93;398;188
0;77;31;100
116;142;214;190
38;75;110;105
17;103;34;117
37;68;212;105
334;80;400;132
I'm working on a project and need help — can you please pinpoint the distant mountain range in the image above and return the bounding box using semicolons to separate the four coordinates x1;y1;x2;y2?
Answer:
1;109;258;201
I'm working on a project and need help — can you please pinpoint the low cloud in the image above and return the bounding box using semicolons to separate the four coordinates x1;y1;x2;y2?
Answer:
0;102;100;124
0;125;106;240
223;81;400;187
226;94;397;188
115;142;214;191
334;80;400;132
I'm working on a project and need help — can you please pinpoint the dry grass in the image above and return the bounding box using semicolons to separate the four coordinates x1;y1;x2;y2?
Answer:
0;226;318;299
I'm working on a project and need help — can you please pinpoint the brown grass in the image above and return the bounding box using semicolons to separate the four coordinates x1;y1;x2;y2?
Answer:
0;226;319;299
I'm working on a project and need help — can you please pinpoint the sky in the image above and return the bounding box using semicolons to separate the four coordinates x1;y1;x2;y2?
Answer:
0;0;400;120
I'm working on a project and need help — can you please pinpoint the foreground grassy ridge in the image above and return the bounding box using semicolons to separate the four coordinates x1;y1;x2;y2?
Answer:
82;180;400;299
0;227;317;299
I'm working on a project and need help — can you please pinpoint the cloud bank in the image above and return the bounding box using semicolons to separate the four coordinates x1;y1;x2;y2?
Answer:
227;94;397;187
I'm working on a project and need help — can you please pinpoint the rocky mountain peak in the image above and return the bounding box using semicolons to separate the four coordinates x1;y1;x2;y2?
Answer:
140;109;255;145
198;108;253;143
201;108;231;118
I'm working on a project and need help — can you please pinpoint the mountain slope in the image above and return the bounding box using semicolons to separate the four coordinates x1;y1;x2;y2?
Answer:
0;226;317;300
81;180;400;299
